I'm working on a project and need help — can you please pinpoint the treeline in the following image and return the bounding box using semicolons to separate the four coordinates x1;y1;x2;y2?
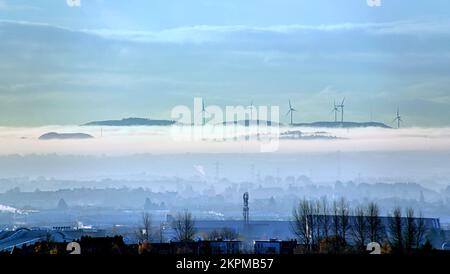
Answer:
136;211;237;244
134;199;437;254
292;198;430;254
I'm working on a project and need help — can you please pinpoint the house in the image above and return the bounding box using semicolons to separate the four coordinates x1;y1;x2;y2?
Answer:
145;240;241;255
208;240;241;254
254;239;297;254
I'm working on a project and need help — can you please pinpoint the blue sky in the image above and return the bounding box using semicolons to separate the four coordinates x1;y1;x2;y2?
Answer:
1;0;450;126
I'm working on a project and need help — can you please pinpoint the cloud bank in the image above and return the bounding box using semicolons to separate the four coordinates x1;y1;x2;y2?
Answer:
0;126;449;155
83;21;450;44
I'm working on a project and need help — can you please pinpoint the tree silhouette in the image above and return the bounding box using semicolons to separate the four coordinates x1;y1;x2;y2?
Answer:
337;198;350;245
136;212;152;243
172;210;197;242
366;202;384;243
388;207;404;253
56;198;68;210
404;208;417;253
351;206;368;251
291;199;314;249
206;228;239;241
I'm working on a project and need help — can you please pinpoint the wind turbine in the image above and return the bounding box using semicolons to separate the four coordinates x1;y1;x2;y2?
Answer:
393;107;402;129
286;100;297;126
338;98;345;123
331;100;340;122
200;100;207;126
247;100;255;124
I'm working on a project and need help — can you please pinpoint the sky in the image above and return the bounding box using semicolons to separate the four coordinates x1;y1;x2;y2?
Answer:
1;0;450;126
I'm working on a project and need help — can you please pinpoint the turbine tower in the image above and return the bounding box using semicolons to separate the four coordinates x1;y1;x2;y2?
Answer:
393;107;402;129
247;100;254;124
332;100;339;122
338;98;345;123
200;100;207;126
286;100;297;126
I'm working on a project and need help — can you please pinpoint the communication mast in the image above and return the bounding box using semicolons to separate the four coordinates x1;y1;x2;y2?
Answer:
243;192;249;225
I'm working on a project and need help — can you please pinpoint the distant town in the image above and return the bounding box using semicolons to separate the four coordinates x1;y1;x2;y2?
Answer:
1;195;448;255
1;175;450;255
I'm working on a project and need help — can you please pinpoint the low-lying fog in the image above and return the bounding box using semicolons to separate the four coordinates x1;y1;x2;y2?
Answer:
0;126;449;191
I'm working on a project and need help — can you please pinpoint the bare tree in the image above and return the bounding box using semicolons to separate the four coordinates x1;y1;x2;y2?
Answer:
319;197;331;239
292;199;313;249
388;207;404;253
337;197;350;244
312;200;322;245
350;206;368;251
332;200;340;238
172;210;197;242
206;228;239;241
329;199;347;252
220;227;239;240
366;202;384;243
415;212;426;248
157;222;165;243
404;208;417;253
136;212;152;243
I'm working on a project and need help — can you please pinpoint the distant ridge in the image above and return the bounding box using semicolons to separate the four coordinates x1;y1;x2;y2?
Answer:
291;121;391;128
82;118;390;128
280;130;341;140
39;132;94;140
221;120;283;127
83;118;176;126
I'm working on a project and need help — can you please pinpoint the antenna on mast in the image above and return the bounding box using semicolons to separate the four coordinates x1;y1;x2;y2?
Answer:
243;192;249;225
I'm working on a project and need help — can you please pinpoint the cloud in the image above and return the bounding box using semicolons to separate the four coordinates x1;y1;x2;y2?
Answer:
3;19;450;52
0;0;40;11
82;21;450;44
66;0;81;8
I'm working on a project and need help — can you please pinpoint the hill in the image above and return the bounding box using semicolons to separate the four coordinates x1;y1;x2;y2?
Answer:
292;121;391;128
83;118;176;126
221;120;283;127
39;132;94;140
